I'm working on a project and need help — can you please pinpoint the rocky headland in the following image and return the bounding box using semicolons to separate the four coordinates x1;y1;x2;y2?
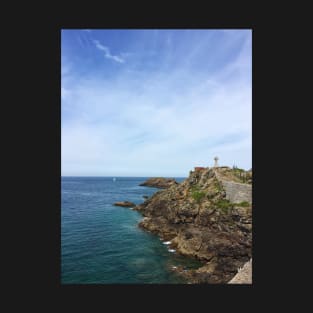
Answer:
139;177;178;189
134;166;252;283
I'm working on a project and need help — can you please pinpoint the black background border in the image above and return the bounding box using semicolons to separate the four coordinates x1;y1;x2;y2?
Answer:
7;4;289;308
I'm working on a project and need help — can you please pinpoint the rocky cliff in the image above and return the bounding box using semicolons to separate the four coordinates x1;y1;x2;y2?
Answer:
134;166;252;283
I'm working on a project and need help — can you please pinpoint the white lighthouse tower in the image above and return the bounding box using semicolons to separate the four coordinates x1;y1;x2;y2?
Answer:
214;156;219;167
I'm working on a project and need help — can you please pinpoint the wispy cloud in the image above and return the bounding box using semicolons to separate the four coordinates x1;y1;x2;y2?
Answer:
93;40;125;63
76;35;85;48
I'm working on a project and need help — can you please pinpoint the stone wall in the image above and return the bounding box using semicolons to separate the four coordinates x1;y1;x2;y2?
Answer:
220;180;252;204
228;259;252;284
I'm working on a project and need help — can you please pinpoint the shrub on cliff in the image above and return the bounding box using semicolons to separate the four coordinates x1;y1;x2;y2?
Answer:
232;166;248;183
190;186;206;203
237;201;250;207
214;181;223;192
215;199;233;214
192;191;206;203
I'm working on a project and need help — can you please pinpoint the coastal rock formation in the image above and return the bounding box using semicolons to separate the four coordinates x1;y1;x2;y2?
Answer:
134;166;252;283
114;201;136;207
139;177;178;189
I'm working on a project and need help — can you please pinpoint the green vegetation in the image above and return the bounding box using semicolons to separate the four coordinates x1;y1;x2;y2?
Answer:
232;165;247;183
215;199;233;214
190;186;206;203
233;165;244;171
214;181;223;192
192;190;206;203
237;201;250;207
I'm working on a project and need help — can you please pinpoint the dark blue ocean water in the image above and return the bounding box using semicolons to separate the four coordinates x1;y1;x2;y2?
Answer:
61;177;203;284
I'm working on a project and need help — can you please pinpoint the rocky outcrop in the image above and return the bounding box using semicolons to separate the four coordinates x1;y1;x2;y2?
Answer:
139;177;178;189
114;201;136;207
134;167;252;283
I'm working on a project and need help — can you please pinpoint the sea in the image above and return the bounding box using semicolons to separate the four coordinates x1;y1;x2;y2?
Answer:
61;176;203;284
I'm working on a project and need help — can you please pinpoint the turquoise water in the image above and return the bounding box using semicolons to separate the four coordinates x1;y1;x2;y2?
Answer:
61;177;203;284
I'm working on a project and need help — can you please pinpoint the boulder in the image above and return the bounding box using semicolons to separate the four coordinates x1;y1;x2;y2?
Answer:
113;201;136;207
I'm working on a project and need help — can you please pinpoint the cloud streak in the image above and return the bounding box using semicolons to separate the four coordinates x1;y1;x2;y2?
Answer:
93;39;125;63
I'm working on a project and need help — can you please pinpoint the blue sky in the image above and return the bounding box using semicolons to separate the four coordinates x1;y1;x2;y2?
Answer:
61;29;252;177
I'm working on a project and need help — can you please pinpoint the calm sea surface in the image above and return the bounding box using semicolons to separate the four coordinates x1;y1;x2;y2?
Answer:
61;176;203;284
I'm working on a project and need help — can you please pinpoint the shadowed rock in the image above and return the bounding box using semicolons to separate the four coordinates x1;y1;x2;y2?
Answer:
114;201;136;207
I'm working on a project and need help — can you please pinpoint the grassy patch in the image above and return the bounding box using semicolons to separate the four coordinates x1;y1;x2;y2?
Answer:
214;181;223;192
191;190;206;203
237;201;250;207
190;186;206;203
215;199;233;214
232;165;245;172
232;166;248;183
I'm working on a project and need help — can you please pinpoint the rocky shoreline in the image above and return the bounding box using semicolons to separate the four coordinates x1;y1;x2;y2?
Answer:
134;166;252;284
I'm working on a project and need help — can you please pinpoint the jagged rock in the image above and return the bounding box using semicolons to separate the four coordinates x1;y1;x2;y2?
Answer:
134;166;252;283
139;177;178;188
113;201;136;207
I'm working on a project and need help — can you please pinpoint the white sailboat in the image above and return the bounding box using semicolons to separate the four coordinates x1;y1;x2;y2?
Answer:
113;177;116;182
